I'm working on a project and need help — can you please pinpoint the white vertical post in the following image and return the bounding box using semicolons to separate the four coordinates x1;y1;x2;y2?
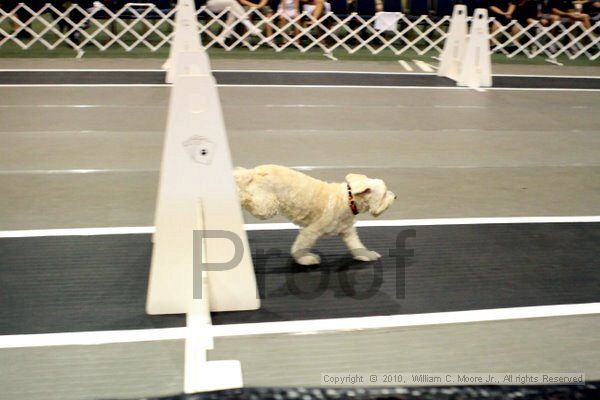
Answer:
163;0;205;83
437;5;468;81
147;0;260;315
457;8;492;89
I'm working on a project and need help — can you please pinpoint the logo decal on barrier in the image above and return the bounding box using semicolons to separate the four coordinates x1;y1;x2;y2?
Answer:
183;136;216;164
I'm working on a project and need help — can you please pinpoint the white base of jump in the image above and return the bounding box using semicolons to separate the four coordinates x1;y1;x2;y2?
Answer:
184;297;243;393
185;360;244;393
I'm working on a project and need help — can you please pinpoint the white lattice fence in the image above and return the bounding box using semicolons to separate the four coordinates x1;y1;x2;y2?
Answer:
0;2;597;59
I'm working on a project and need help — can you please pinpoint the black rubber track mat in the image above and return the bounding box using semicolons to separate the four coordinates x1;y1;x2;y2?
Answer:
1;70;599;89
0;223;599;335
142;384;600;400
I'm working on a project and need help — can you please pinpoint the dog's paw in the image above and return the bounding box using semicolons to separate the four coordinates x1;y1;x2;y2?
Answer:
295;253;321;265
352;249;381;262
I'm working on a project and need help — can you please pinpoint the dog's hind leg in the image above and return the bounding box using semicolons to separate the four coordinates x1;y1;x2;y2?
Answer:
291;226;322;265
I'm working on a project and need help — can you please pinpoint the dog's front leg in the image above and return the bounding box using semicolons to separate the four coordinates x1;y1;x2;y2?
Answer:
291;227;322;265
340;226;381;262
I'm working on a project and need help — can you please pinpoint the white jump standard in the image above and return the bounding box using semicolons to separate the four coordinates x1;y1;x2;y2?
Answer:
438;5;492;90
147;0;258;393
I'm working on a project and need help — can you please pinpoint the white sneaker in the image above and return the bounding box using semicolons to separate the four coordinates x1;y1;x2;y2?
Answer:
87;1;103;13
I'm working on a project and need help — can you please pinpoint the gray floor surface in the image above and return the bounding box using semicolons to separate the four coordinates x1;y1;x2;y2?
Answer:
0;58;598;399
1;57;600;76
1;315;599;400
1;85;599;229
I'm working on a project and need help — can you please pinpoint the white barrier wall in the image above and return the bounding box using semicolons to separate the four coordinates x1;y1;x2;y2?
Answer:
147;0;260;315
437;5;468;81
457;9;492;89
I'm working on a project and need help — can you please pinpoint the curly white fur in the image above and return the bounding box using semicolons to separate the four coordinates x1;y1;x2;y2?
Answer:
235;164;396;265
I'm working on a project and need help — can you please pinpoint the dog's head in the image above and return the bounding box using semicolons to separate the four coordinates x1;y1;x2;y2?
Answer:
345;173;396;217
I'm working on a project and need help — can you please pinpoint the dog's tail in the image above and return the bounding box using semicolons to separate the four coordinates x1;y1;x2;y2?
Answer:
233;167;255;211
233;166;254;189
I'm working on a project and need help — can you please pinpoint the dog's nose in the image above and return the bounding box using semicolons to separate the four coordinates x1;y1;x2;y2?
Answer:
394;195;397;200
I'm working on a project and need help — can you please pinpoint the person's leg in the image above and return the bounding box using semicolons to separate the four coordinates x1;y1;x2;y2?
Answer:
310;0;324;19
489;13;507;35
542;14;561;55
573;12;592;29
278;13;285;30
68;1;89;42
293;12;300;39
517;17;538;48
222;0;251;23
543;13;560;34
279;10;297;43
207;0;258;38
278;13;288;42
207;0;246;23
510;21;521;36
265;8;273;37
206;0;234;40
226;0;260;34
490;21;498;34
247;5;270;34
288;9;300;42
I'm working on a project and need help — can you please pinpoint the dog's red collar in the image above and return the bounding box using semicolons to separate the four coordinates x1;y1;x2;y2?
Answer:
347;184;359;215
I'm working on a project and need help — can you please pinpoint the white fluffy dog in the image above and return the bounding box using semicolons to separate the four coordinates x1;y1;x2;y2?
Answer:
234;164;396;266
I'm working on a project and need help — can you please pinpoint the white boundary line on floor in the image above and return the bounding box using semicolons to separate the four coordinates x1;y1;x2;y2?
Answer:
215;70;600;78
494;73;600;78
210;302;600;338
0;216;598;238
0;168;157;175
1;69;599;79
0;69;432;75
0;69;165;72
413;60;435;72
0;84;166;88
480;87;600;92
220;85;600;92
0;327;188;348
0;104;162;109
4;164;600;175
0;302;598;349
398;61;413;72
245;215;600;230
0;84;599;91
0;226;155;238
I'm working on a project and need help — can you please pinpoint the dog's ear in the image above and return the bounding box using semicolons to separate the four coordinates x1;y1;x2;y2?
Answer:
345;174;371;195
